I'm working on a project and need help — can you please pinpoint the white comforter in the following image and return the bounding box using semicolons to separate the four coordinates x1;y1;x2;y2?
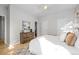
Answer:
29;35;71;55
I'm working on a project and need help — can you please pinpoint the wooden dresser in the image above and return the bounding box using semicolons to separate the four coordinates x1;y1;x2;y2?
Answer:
20;32;35;44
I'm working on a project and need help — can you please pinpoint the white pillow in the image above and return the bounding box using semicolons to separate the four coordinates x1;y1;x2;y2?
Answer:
75;37;79;48
75;32;79;48
74;29;79;47
74;29;79;37
59;32;67;42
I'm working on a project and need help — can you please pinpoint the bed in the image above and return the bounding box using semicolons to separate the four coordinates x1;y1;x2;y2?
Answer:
29;35;79;55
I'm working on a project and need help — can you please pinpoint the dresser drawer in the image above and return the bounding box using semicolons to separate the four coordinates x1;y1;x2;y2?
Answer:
20;32;35;44
22;33;34;37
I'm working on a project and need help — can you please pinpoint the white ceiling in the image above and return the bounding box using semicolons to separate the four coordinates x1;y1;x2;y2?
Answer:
15;4;78;17
0;4;78;17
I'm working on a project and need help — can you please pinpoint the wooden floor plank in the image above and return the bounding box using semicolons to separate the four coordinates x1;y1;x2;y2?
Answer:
0;43;29;55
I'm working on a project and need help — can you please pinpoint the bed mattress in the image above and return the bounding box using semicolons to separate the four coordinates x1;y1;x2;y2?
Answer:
29;35;79;55
44;35;79;55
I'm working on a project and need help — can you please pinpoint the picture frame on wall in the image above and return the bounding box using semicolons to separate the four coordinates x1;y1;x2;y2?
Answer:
22;20;31;32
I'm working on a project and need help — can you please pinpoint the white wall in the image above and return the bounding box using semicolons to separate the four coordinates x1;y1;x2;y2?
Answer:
0;6;7;16
9;5;37;45
0;5;9;46
39;9;75;36
57;9;74;35
39;15;57;36
6;5;10;46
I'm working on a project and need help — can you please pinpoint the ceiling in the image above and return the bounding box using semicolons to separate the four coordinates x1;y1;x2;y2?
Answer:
0;4;78;17
15;4;78;17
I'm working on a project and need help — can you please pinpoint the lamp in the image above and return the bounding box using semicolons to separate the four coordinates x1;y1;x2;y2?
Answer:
43;5;48;10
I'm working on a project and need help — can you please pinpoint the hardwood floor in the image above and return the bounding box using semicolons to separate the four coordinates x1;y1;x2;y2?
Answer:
0;39;5;49
0;43;29;55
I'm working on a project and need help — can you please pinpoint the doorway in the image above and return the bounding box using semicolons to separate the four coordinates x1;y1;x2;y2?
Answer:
35;21;37;37
0;16;5;45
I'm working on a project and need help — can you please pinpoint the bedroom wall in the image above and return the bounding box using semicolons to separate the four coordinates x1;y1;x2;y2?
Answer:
39;8;75;36
0;5;9;46
57;9;74;35
9;5;37;45
39;15;57;36
37;18;41;36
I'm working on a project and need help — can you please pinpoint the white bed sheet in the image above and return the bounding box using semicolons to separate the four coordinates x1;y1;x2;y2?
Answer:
46;35;79;55
29;35;79;55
